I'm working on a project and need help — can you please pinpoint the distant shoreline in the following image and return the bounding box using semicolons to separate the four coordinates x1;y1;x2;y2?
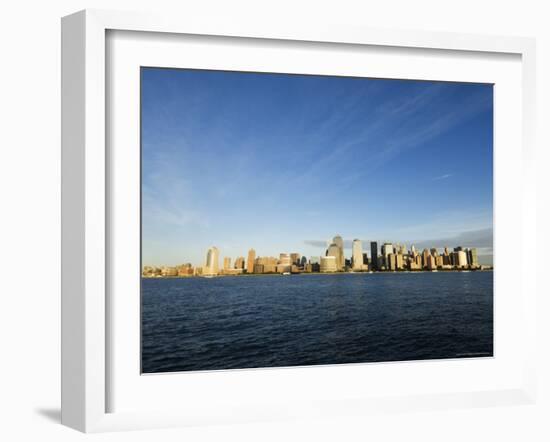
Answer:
142;268;494;279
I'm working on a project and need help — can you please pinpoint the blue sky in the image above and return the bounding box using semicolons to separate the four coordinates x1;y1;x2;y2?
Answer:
141;68;493;266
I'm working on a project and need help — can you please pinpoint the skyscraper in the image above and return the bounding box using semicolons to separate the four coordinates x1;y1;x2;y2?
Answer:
205;246;219;275
247;248;256;273
382;243;393;258
234;256;245;269
422;248;430;268
469;247;479;267
332;235;345;270
327;243;342;270
370;241;378;270
457;250;468;268
352;239;363;270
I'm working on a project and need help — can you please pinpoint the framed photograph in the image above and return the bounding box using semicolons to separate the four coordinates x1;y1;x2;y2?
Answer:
61;9;538;432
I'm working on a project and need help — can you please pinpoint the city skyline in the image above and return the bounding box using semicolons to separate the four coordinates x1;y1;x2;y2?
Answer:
142;234;488;277
141;68;493;267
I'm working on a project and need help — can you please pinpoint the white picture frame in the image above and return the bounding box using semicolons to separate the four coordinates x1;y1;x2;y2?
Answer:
61;9;537;433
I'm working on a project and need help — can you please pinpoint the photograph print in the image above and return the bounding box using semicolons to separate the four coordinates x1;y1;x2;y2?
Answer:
141;67;493;374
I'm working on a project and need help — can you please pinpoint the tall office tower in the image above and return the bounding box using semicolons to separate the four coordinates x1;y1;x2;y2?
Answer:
205;246;219;275
442;247;450;265
382;243;393;258
430;248;438;257
396;253;404;270
362;253;368;265
469;248;479;267
457;250;468;268
290;253;301;265
411;245;416;254
426;254;437;270
320;255;338;272
450;251;458;267
326;243;342;269
234;256;245;269
388;253;397;270
352;239;363;270
332;235;345;269
370;242;378;270
300;256;307;267
223;257;231;270
247;249;256;273
422;248;430;268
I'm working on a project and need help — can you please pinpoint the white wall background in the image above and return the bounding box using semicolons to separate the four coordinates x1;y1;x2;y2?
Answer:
0;1;548;440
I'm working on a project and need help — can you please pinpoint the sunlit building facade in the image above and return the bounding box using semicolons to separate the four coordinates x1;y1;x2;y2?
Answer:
205;246;219;275
320;255;338;272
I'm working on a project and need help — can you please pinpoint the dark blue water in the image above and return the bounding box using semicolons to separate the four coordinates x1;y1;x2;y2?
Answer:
141;272;493;373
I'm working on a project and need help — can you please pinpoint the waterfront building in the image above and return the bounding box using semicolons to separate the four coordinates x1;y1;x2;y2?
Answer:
177;263;194;276
426;254;437;270
276;263;292;273
290;253;301;265
234;256;245;269
443;248;451;266
468;248;479;268
452;252;459;267
279;253;292;265
320;255;338;272
352;239;363;270
396;253;404;270
430;248;438;257
388;253;397;271
422;249;430;268
223;257;231;270
205;246;219;275
333;235;344;267
457;250;468;268
409;255;422;270
436;255;444;268
161;266;178;276
247;249;256;273
327;243;342;270
370;241;378;270
254;256;278;273
382;243;393;258
300;256;307;267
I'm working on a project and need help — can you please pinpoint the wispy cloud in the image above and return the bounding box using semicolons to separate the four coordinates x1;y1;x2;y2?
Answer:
432;173;453;181
293;83;491;193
